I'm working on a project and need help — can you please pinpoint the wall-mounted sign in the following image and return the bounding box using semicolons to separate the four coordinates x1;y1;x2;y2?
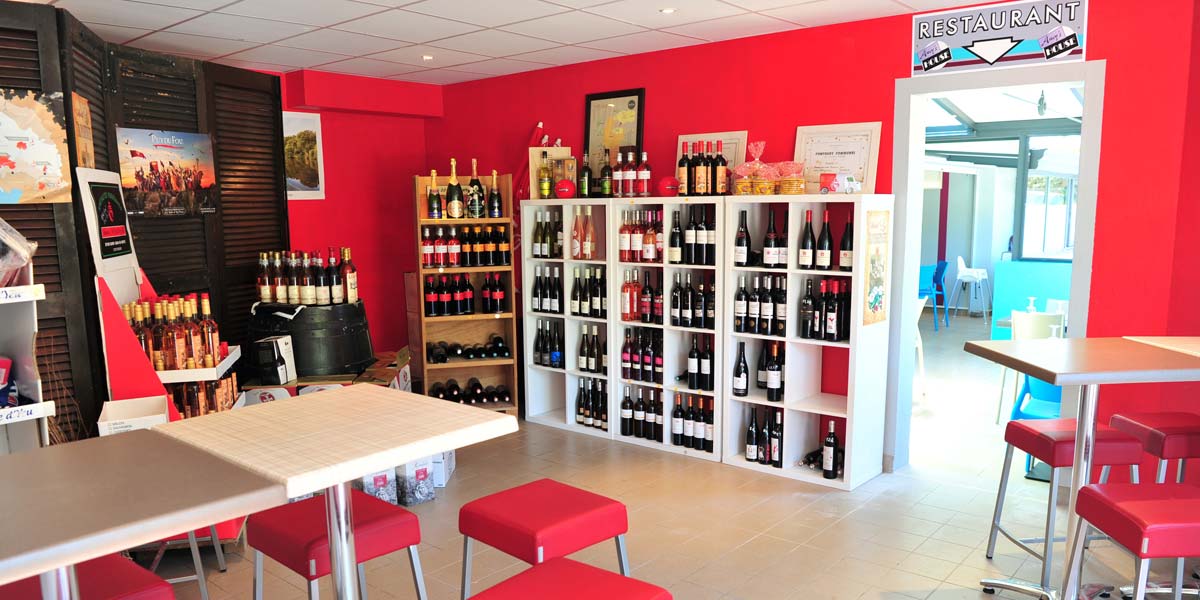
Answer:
912;0;1087;76
116;127;218;217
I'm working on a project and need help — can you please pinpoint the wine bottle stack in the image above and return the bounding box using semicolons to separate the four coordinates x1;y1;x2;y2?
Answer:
529;209;564;259
799;421;843;479
423;273;508;316
424;159;505;219
730;340;786;402
668;394;715;453
797;209;853;272
667;271;716;330
798;278;851;342
575;325;607;375
732;274;788;338
743;406;783;468
619;268;664;324
668;205;719;266
568;266;607;319
567;205;600;260
573;376;609;432
675;140;729;197
531;266;563;314
679;333;715;392
425;335;511;364
532;319;564;369
619;385;663;442
421;224;512;268
619;327;663;384
617;209;664;264
164;372;239;419
428;378;512;406
124;293;227;372
732;208;788;269
257;247;358;306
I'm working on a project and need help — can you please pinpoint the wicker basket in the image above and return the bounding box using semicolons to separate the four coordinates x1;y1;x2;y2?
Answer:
733;177;753;195
778;176;806;195
751;178;774;195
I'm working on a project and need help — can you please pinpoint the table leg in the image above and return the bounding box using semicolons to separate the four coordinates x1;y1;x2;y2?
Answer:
40;565;77;600
325;482;359;600
1061;383;1101;599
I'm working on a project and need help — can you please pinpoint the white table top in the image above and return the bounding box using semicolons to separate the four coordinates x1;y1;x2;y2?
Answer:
154;385;519;498
1125;336;1200;358
964;337;1200;386
0;430;285;586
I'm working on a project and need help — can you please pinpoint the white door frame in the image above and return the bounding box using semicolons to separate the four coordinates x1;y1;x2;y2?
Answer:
884;61;1107;471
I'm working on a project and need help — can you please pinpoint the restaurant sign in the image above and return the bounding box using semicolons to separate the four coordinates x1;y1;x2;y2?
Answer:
912;0;1087;76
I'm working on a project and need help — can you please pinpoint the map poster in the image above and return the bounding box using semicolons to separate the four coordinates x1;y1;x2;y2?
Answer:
116;127;218;217
863;210;891;326
70;92;95;169
583;88;644;195
89;181;131;259
0;88;72;204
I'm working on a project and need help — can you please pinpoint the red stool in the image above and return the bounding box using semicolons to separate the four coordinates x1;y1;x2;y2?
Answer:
469;558;670;600
984;418;1143;593
247;490;426;600
1110;412;1200;484
458;479;629;599
0;554;174;599
1073;483;1200;600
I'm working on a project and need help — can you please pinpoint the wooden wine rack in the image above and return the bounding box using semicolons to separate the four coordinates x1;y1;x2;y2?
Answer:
411;172;519;415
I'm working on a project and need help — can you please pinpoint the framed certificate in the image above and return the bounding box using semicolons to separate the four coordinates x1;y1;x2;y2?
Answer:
793;122;882;194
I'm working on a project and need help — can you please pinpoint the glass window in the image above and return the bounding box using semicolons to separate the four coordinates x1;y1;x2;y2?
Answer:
1021;135;1080;260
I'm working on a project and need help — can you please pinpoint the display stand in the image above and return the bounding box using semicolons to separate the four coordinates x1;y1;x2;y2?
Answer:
412;172;519;415
0;263;53;455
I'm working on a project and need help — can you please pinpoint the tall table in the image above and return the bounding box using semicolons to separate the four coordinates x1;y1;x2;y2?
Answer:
154;385;519;600
964;337;1200;600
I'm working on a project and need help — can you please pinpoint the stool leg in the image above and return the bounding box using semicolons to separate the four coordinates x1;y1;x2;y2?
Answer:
408;546;428;600
1132;464;1141;484
1158;459;1170;484
1040;467;1060;590
358;564;368;600
1179;458;1188;484
1175;558;1185;600
1134;558;1151;600
615;534;630;576
308;579;319;600
187;530;210;600
460;537;473;600
210;525;227;573
987;444;1015;559
253;550;264;600
1085;466;1113;551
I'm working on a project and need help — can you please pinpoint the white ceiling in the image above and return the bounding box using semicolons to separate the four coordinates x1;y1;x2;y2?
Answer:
27;0;977;85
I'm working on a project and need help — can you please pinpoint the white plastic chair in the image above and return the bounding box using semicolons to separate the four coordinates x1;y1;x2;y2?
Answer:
914;296;929;400
1045;298;1069;335
948;256;991;324
996;310;1065;423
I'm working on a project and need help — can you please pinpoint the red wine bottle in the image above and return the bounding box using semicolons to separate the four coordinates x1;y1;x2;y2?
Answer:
839;213;854;272
799;210;816;269
816;209;833;271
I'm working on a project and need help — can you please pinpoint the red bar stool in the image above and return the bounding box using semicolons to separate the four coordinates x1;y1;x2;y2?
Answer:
246;490;426;600
984;418;1143;593
469;557;670;600
458;478;629;599
1072;483;1200;600
0;553;174;599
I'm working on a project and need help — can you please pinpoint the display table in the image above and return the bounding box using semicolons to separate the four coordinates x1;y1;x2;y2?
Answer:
0;429;285;590
964;337;1200;600
155;385;519;600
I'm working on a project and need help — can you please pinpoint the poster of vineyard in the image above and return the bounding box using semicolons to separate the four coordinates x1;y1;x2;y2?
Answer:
282;111;325;200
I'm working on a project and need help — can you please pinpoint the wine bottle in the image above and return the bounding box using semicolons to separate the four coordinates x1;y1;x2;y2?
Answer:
757;276;773;335
713;140;728;195
823;421;839;479
669;210;683;264
679;273;693;328
636;151;651;198
732;341;749;396
691;396;704;450
762;208;778;268
756;341;769;389
699;336;713;391
825;280;840;342
446;158;464;218
839;279;851;342
693;281;707;330
633;389;646;438
620;328;633;379
600;149;613;198
570;267;581;315
427;169;442;219
694;210;708;266
640;329;655;383
799;209;815;269
578;150;592;198
620;388;633;436
575;379;587;425
688;142;705;196
765;342;783;402
622;151;637;198
669;273;682;326
687;334;700;390
703;399;714;453
734;276;748;332
676;142;690;195
705;206;717;267
683;206;697;265
770;410;782;468
800;279;816;339
538;151;552;200
745;407;758;462
778;210;790;267
467;158;485;217
446;226;461;266
816;209;833;270
773;276;788;338
583;205;596;260
488;170;503;218
630;210;644;263
618;211;631;263
671;393;684;446
734;210;749;267
704;280;715;330
653;391;664;442
757;410;770;465
840;213;854;272
746;275;761;335
423;275;438;316
571;206;584;260
641;210;657;263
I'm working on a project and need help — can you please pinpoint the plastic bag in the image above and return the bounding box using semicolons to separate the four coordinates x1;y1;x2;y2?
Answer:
0;217;36;288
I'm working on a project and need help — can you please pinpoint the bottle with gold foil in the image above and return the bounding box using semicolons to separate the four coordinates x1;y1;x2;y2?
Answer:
200;293;221;360
273;251;288;304
257;252;272;303
180;302;205;363
132;304;152;360
286;252;301;305
151;302;167;357
300;251;316;305
446;158;465;218
164;304;188;370
427;169;442;219
340;247;358;304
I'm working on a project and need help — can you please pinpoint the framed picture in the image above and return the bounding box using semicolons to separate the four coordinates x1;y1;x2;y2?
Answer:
582;88;644;192
116;127;218;217
676;130;749;168
282;111;326;200
793;122;882;194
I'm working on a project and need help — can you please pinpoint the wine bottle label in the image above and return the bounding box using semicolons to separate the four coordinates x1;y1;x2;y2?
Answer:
532;296;541;311
621;354;631;368
798;249;814;267
571;238;582;258
448;200;464;218
700;359;711;375
734;246;747;263
633;409;644;421
747;301;760;319
767;370;782;389
776;303;787;320
734;300;747;317
840;250;853;268
823;445;835;471
259;285;272;303
550;298;559;312
763;247;779;266
771;438;780;461
693;306;703;321
275;284;288;301
332;285;344;304
550;350;561;364
716;166;728;193
584;240;594;257
621;295;632;318
316;287;331;305
706;424;714;441
570;300;580;314
688;357;699;373
287;285;300;304
580;299;590;313
500;240;511;253
621;408;632;418
577;412;585;423
669;247;682;263
588;356;596;371
671;417;683;434
300;286;316;305
733;374;747;392
642;242;656;261
707;230;717;246
683;420;694;437
630;233;643;253
671;305;681;320
758;369;767;384
585;415;593;426
619;233;631;252
827;312;838;335
779;246;789;264
746;444;757;461
684;229;696;245
816;250;832;267
346;273;359;303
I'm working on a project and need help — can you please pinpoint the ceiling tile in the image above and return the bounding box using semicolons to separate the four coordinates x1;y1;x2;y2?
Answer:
580;30;703;54
349;0;421;6
428;29;557;56
135;0;233;9
314;57;426;77
213;57;298;73
764;0;911;27
166;13;314;44
510;45;623;65
54;0;201;30
335;9;482;43
390;69;488;84
82;22;153;44
663;13;799;41
721;0;819;10
276;29;409;55
500;11;644;44
219;0;384;27
587;0;745;27
223;45;350;67
404;0;568;27
369;44;488;68
899;0;977;12
544;0;616;7
449;58;551;76
127;31;259;58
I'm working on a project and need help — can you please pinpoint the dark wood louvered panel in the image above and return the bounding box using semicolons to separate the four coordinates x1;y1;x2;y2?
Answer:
118;64;199;132
129;215;209;280
0;27;40;90
68;45;110;170
0;205;62;293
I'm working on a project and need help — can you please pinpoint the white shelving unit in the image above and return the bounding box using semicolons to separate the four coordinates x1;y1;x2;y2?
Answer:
719;194;893;490
156;345;242;384
0;263;52;455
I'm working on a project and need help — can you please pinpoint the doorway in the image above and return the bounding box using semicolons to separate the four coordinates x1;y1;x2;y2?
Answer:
885;62;1106;475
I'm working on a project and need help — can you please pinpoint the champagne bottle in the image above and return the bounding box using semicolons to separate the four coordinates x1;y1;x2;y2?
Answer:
427;169;442;219
538;151;553;199
446;158;464;218
466;158;485;217
578;150;592;198
488;170;503;218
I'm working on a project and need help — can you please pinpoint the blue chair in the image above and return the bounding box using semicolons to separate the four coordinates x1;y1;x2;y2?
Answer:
1012;374;1064;472
917;261;949;330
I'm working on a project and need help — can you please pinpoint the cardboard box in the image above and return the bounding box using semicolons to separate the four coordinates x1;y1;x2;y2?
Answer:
241;349;412;401
396;456;435;506
240;386;296;405
432;450;456;488
354;469;398;505
354;348;412;391
253;335;297;384
97;395;169;435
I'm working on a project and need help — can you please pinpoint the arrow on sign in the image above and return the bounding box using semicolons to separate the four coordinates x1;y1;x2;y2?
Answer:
964;37;1022;65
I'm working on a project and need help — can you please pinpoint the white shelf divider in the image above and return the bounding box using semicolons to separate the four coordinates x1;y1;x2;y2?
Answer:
156;345;242;384
0;263;50;455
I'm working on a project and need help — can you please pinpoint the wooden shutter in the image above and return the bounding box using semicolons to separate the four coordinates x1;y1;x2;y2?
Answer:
204;63;288;345
0;2;98;437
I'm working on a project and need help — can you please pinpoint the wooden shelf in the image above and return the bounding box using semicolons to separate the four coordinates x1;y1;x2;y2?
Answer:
425;312;514;323
425;357;515;370
418;217;509;226
420;265;513;275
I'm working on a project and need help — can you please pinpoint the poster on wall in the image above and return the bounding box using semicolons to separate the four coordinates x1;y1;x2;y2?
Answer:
794;122;881;194
583;88;644;195
70;92;95;169
863;210;891;326
0;88;72;204
116;127;218;217
282;111;325;200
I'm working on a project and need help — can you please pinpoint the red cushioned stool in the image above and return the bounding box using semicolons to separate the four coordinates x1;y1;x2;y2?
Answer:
458;478;629;599
1110;412;1200;484
247;489;426;600
984;418;1143;593
0;554;174;600
1073;483;1200;600
470;558;670;600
